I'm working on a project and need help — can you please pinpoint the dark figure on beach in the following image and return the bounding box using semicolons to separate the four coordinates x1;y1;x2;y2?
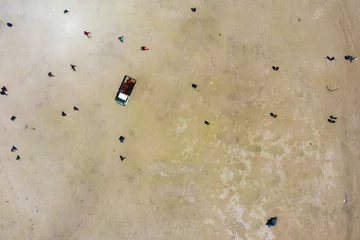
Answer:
70;64;76;71
266;217;277;228
73;106;79;111
119;136;125;143
11;116;16;121
204;121;210;125
7;23;13;27
61;111;66;116
64;9;69;14
345;55;357;62
1;86;8;95
141;46;149;51
16;155;20;160
84;31;91;38
192;84;197;89
191;8;196;12
48;72;54;77
270;112;277;118
272;66;279;71
120;156;126;161
11;146;17;152
118;36;124;42
326;56;335;61
328;115;337;123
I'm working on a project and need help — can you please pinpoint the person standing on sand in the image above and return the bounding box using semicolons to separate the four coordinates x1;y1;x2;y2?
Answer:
70;64;76;71
48;72;54;77
84;31;91;38
270;112;277;118
345;55;358;62
1;86;7;96
328;115;337;123
266;217;277;228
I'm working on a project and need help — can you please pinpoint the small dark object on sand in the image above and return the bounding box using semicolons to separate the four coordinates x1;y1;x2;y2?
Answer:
120;156;126;161
326;56;335;61
48;72;54;77
70;64;76;71
141;46;149;51
61;111;66;116
119;136;125;143
7;23;13;27
345;55;357;62
84;31;91;38
266;217;277;228
328;115;337;123
1;86;8;95
204;121;210;125
11;116;16;121
326;85;339;92
270;112;277;118
272;66;279;71
11;146;17;152
73;106;79;111
191;8;196;12
64;9;69;14
16;155;20;160
192;84;197;89
119;36;124;42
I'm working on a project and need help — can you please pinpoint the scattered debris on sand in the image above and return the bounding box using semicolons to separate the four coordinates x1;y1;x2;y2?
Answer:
266;217;277;228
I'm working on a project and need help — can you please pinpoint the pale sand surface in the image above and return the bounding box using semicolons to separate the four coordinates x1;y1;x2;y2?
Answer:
1;0;360;239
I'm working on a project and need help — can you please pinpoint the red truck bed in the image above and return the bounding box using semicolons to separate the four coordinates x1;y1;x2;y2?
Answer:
120;76;136;96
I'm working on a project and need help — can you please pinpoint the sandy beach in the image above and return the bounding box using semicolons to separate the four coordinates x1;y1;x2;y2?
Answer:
1;0;360;239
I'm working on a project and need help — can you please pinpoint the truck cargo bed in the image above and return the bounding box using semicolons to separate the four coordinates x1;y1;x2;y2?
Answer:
115;75;137;106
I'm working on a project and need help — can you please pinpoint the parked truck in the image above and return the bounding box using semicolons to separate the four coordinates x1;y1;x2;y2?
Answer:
115;75;137;106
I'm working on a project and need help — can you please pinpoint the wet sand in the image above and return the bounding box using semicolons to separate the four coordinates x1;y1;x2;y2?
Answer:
1;0;360;239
